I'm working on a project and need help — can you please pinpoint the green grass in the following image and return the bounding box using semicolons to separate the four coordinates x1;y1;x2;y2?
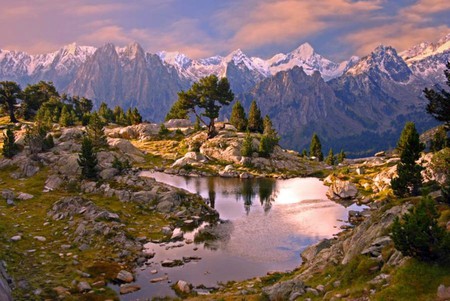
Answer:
373;259;450;301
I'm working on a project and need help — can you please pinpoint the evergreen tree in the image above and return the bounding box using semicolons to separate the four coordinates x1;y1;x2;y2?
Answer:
21;81;59;120
391;122;425;197
2;128;19;158
98;102;114;124
130;107;142;125
86;112;108;148
258;135;272;158
391;196;450;261
309;133;323;161
165;99;189;121
78;137;98;180
113;106;127;125
424;62;450;130
241;131;254;157
302;149;308;157
247;100;263;133
0;81;21;123
337;149;346;163
59;106;72;127
258;116;279;157
325;148;335;165
158;123;170;136
230;101;247;131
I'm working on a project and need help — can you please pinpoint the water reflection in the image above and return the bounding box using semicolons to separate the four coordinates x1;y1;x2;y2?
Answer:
125;172;366;301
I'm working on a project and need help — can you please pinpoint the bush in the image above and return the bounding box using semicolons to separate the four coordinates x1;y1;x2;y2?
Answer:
2;128;19;158
112;156;131;174
391;196;450;262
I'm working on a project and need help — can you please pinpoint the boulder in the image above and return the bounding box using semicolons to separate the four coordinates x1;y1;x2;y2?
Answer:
1;190;14;201
263;278;305;301
372;165;397;192
59;127;84;142
172;152;206;168
77;281;91;293
176;280;191;293
99;168;119;180
45;175;64;191
17;192;33;200
120;284;141;295
0;261;13;301
107;138;145;163
164;119;193;128
116;270;134;283
326;179;358;199
437;284;450;301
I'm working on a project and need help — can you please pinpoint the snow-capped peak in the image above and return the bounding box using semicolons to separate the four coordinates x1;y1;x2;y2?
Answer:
400;32;450;64
158;51;192;69
290;42;315;60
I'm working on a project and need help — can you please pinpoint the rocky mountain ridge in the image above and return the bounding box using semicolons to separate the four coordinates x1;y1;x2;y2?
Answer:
0;34;449;155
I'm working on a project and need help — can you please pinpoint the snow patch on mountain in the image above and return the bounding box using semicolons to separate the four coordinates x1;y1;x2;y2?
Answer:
400;33;450;64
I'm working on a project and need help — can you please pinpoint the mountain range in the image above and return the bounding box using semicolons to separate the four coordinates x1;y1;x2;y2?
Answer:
0;33;449;155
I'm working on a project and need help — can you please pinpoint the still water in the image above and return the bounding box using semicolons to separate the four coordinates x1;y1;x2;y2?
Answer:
118;172;362;300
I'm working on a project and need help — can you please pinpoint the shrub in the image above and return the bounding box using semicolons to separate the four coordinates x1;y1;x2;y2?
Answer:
2;128;19;158
112;156;132;174
391;196;450;262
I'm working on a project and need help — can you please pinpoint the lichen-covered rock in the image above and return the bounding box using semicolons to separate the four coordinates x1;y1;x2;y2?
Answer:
262;278;305;301
326;179;358;199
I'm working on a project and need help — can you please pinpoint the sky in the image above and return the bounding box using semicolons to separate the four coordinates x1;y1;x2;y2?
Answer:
0;0;449;61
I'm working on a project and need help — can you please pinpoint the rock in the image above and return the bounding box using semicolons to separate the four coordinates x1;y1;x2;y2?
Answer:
34;236;46;242
92;280;106;287
0;261;13;301
116;270;134;283
107;138;145;163
59;127;84;142
150;270;158;274
437;284;450;301
1;190;14;200
53;286;70;296
306;288;319;296
240;172;251;179
333;280;341;288
99;168;118;180
16;193;33;200
6;199;15;206
375;151;385;157
368;273;390;285
172;151;206;168
170;231;184;241
44;175;64;191
120;284;141;294
77;281;91;292
223;124;237;131
20;160;40;177
316;285;325;293
164;119;193;128
150;275;168;283
10;236;21;242
176;280;191;294
326;179;358;199
301;239;332;262
161;226;172;235
263;278;305;301
161;259;184;267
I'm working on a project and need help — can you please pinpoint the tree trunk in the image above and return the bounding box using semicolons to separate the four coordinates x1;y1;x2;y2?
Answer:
8;102;17;123
207;118;217;139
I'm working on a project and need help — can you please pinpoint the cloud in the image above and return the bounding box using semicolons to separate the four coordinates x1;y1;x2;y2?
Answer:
218;0;383;51
344;0;450;56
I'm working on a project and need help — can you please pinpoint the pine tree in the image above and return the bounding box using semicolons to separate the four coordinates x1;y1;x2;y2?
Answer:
302;149;308;157
0;81;21;123
309;133;323;161
86;112;108;148
391;196;450;261
424;62;450;130
59;106;71;127
241;131;254;157
98;102;114;124
2;128;19;158
258;115;279;157
230;101;247;131
78;137;98;180
325;148;335;165
129;107;142;125
247;100;263;133
391;122;425;197
337;149;346;163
